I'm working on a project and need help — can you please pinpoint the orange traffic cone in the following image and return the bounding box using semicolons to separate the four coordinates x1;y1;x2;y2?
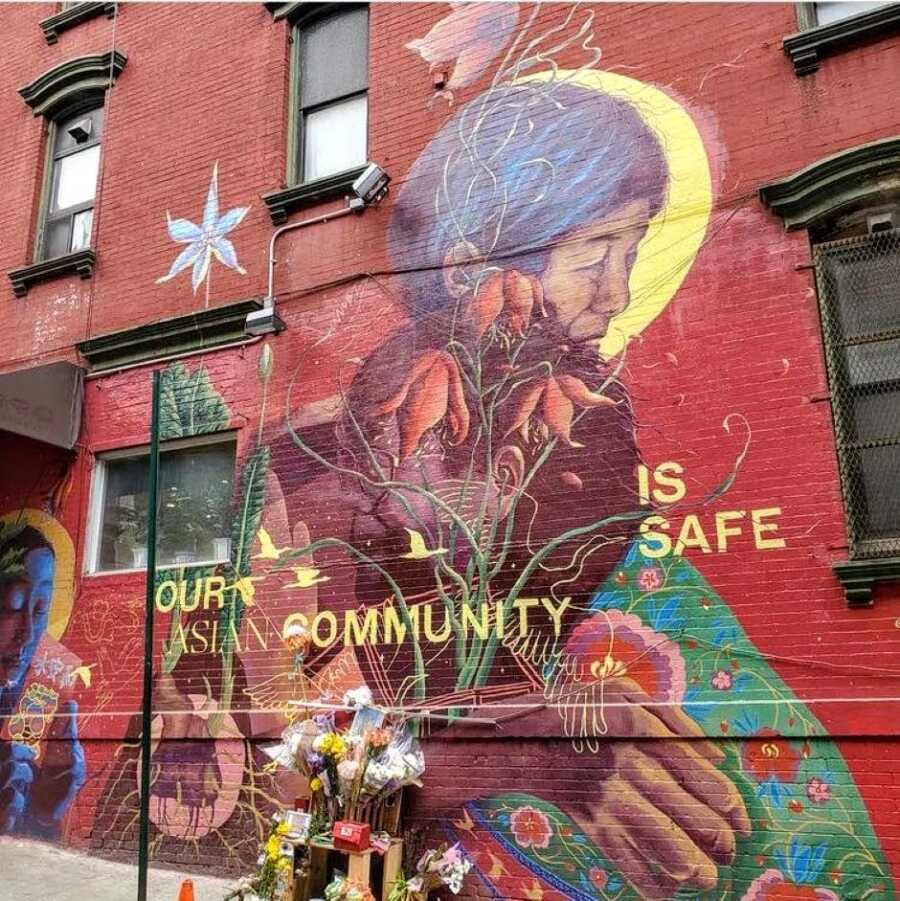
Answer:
177;880;195;901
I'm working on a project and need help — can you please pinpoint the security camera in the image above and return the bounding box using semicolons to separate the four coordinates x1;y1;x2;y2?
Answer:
245;304;285;336
352;163;391;206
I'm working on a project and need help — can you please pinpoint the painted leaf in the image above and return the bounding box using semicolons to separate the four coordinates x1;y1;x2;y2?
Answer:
158;362;231;440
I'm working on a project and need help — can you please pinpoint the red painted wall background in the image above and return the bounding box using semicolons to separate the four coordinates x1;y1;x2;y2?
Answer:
2;3;900;898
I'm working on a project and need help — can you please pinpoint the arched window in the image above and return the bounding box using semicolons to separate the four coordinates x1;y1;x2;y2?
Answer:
9;51;126;296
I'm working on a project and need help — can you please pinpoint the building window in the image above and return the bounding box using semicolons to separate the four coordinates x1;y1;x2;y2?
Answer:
294;5;368;183
808;1;891;26
813;221;900;557
40;106;103;260
86;433;236;573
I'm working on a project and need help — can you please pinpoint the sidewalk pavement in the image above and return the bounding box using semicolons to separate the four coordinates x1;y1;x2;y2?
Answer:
0;838;235;900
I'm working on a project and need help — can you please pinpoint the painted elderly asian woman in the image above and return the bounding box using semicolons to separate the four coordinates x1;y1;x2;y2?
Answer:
277;63;894;901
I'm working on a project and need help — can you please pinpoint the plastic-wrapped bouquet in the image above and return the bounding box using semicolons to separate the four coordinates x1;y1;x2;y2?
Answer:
324;875;376;901
360;723;425;801
391;843;471;898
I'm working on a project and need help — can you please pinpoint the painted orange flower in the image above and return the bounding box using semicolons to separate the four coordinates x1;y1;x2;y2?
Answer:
504;374;616;446
377;350;470;458
471;269;545;339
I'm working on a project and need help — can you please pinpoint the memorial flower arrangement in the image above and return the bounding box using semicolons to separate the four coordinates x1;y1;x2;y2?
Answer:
324;875;376;901
263;693;426;827
224;815;293;900
387;843;472;900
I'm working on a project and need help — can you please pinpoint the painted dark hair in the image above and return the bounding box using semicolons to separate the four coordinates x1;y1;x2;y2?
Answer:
0;525;51;586
389;80;669;315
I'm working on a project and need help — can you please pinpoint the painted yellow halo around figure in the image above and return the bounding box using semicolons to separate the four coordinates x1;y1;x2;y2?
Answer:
1;509;76;639
519;69;713;359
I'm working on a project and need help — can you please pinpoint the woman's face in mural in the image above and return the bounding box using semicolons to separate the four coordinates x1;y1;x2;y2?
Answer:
0;547;54;688
540;198;650;343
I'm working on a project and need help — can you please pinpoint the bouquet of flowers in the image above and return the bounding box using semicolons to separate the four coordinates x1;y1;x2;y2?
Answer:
359;723;425;802
224;814;295;900
387;843;471;898
324;875;376;901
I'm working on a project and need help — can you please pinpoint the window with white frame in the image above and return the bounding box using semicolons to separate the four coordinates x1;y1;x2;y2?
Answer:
87;433;236;573
294;5;369;183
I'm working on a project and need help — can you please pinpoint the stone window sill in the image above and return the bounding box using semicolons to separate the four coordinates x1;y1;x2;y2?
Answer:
40;2;117;45
833;556;900;607
8;249;96;297
783;3;900;75
76;297;264;371
263;166;366;225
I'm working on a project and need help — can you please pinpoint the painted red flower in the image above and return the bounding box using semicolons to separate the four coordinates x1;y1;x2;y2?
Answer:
509;806;552;850
504;374;616;446
376;350;470;458
742;870;839;900
565;610;686;702
806;778;831;805
588;868;608;891
471;269;545;339
741;729;801;784
711;669;733;691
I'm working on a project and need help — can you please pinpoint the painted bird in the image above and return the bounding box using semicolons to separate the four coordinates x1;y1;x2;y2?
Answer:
72;664;97;689
283;566;330;588
254;527;292;560
401;528;447;560
224;575;263;606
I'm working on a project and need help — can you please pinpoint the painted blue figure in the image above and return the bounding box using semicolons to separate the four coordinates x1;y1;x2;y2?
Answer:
0;525;85;838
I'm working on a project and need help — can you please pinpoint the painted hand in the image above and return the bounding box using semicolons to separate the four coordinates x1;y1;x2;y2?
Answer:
0;739;37;833
474;677;750;899
28;701;86;835
567;677;751;899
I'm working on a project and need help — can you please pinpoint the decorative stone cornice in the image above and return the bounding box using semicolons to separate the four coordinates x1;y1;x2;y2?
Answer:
19;50;128;118
263;165;366;224
76;298;264;371
759;136;900;230
40;2;117;45
8;249;96;297
833;556;900;608
783;3;900;75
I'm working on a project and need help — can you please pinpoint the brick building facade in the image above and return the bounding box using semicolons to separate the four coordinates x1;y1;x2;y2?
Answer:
2;2;900;898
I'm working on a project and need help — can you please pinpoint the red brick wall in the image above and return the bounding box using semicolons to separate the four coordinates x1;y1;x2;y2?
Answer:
3;3;900;898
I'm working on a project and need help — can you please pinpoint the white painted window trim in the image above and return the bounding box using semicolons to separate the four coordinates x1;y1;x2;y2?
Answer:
84;430;237;576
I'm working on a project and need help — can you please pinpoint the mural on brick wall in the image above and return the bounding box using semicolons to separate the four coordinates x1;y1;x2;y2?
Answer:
87;5;896;899
0;510;86;839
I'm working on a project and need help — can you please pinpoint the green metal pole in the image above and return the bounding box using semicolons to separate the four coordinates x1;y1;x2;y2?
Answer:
138;370;161;901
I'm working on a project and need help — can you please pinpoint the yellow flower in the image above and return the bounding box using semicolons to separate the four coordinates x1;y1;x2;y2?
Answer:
310;776;322;792
276;857;292;873
265;835;281;860
276;821;291;836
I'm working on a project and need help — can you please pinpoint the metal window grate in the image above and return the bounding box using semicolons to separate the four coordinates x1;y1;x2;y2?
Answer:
814;228;900;557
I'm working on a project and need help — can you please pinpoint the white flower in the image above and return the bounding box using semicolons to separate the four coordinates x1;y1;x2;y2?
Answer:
342;685;373;709
156;161;250;293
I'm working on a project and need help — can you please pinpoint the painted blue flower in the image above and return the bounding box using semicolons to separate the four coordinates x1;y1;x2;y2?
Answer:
157;162;249;293
773;837;827;884
757;775;792;808
645;595;686;632
733;709;761;736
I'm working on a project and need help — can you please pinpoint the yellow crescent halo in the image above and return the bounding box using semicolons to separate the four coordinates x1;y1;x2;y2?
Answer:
517;69;713;359
1;508;76;640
